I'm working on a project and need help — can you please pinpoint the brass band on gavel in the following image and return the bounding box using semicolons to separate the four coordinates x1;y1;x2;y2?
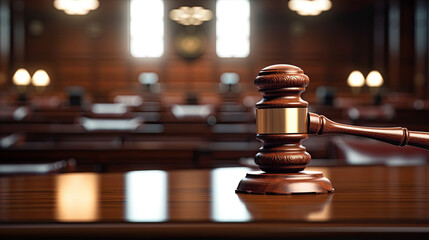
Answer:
256;108;308;134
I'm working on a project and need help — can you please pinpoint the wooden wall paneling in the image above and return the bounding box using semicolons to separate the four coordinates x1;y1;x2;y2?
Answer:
189;60;215;83
96;1;127;59
96;23;126;58
57;61;94;90
11;0;25;68
399;0;415;93
12;0;424;100
388;0;401;91
165;61;192;84
414;0;428;98
56;27;93;59
424;0;429;99
373;0;386;73
0;0;11;88
95;60;128;97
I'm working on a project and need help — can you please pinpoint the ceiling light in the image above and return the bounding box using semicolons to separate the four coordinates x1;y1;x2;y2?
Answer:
288;0;331;16
54;0;99;15
169;6;213;26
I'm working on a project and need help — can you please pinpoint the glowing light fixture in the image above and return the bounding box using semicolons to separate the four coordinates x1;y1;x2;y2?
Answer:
347;70;365;94
219;72;240;93
288;0;332;16
216;0;250;58
139;72;159;85
169;6;213;26
347;71;365;87
220;73;239;85
32;69;50;87
366;70;384;87
130;0;164;58
53;0;99;15
12;68;31;86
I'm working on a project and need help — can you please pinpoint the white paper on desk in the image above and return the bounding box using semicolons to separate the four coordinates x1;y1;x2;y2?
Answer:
113;95;143;107
171;104;213;118
91;103;128;114
80;117;142;131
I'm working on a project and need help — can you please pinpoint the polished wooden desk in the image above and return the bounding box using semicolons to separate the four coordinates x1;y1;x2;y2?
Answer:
1;166;428;239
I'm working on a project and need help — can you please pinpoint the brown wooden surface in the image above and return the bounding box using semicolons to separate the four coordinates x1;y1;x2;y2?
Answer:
0;166;428;239
0;141;261;172
236;171;334;194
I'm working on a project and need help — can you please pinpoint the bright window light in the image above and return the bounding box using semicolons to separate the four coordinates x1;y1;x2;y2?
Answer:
130;0;164;57
216;0;250;58
125;171;168;222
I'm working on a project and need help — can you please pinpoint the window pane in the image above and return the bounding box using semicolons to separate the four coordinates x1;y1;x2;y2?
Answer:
216;0;250;58
130;0;164;58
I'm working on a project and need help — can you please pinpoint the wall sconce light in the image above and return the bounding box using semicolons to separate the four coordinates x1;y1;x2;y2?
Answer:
32;69;51;93
366;70;383;90
347;70;365;94
12;68;31;94
288;0;332;16
138;72;160;93
219;72;240;93
54;0;99;15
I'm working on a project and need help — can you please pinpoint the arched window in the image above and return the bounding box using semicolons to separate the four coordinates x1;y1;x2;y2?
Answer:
129;0;164;57
216;0;250;58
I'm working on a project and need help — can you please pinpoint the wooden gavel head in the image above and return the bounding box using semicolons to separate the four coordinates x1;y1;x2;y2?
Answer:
254;64;429;174
239;64;428;194
254;64;311;173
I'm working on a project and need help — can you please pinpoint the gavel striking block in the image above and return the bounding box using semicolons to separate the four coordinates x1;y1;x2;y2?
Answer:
236;64;429;195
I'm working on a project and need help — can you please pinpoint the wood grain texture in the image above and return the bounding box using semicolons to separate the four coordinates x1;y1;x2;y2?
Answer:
253;64;310;173
308;112;429;150
0;166;428;239
236;171;334;194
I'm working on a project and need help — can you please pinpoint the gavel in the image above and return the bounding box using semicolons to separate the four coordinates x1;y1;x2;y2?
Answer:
236;64;429;195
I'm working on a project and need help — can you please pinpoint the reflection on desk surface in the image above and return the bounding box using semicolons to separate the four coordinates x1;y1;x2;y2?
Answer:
0;166;429;224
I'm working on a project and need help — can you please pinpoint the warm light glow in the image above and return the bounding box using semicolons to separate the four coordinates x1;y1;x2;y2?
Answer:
56;173;100;222
169;6;213;26
54;0;99;15
366;70;384;87
31;69;50;87
216;0;250;58
130;0;164;57
288;0;332;16
12;68;31;86
347;71;365;87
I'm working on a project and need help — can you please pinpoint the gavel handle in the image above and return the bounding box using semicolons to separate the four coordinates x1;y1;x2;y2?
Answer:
308;112;429;150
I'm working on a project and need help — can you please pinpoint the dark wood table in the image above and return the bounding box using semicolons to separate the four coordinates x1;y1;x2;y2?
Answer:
1;166;429;239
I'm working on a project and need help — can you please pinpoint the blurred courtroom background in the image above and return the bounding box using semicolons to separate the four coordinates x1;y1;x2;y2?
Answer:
0;0;429;173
